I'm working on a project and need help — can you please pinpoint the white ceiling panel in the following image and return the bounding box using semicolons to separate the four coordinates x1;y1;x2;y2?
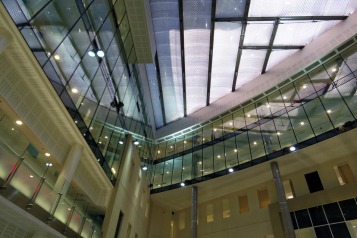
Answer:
266;49;300;71
274;20;340;46
249;0;357;17
183;0;212;114
236;50;267;89
150;0;184;123
243;21;275;46
210;22;241;103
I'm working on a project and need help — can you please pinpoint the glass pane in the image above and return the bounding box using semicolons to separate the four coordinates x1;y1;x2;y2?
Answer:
233;110;246;131
274;113;297;148
236;132;251;164
287;107;315;142
214;142;225;172
203;146;213;176
153;163;163;189
248;130;265;160
183;154;192;181
193;150;202;179
172;157;182;184
203;124;213;142
163;159;173;187
225;137;238;168
260;120;281;154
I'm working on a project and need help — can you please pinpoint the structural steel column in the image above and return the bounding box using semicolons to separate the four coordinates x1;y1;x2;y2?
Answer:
54;144;83;196
191;186;198;238
271;161;296;238
0;27;13;54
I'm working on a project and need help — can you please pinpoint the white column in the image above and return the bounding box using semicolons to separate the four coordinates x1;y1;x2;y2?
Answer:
54;144;83;196
0;27;13;55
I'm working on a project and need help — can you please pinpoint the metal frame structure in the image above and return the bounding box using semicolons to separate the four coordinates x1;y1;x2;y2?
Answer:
206;0;217;106
179;0;187;116
155;53;167;125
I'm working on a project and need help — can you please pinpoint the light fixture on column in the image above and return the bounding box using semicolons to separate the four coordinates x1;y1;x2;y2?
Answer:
97;50;105;57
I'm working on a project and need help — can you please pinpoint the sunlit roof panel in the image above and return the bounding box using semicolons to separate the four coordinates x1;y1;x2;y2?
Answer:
266;49;300;71
210;22;241;103
183;0;212;114
274;20;340;46
216;0;247;18
249;0;357;17
236;50;267;89
151;0;184;123
243;21;275;46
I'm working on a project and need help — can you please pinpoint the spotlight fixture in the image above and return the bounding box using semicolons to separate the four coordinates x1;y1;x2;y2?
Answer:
45;153;50;157
45;163;53;167
229;168;234;173
181;183;185;187
97;50;105;57
88;50;96;57
119;141;123;144
289;146;296;152
16;120;23;125
143;166;147;171
134;140;139;145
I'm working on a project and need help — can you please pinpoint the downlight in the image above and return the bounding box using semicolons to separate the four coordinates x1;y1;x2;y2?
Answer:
134;140;139;145
119;141;123;145
143;166;147;171
229;168;234;173
97;50;105;57
88;50;96;57
181;183;185;187
289;146;296;152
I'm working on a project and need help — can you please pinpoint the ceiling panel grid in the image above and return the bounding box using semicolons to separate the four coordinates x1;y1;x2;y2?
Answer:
150;0;184;122
183;0;212;114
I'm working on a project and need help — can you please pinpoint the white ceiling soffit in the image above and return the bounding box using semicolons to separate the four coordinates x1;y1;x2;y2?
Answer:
155;10;357;140
124;0;156;63
150;0;184;123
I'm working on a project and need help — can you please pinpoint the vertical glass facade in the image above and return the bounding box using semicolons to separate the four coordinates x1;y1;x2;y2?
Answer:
151;42;357;192
1;0;156;183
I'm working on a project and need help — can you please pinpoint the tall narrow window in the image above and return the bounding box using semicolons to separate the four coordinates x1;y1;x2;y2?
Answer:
206;204;214;222
126;223;132;238
258;188;270;209
141;189;145;207
222;199;230;218
145;199;150;218
283;180;295;199
179;212;185;229
305;171;324;193
135;175;141;197
128;159;135;181
239;195;249;214
335;163;356;185
114;211;124;238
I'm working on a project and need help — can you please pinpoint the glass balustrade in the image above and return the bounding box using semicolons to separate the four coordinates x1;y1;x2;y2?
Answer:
0;112;102;237
151;42;357;192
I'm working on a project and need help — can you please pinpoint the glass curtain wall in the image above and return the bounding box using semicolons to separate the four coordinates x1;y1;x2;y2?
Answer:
0;110;103;237
152;42;357;191
1;0;155;183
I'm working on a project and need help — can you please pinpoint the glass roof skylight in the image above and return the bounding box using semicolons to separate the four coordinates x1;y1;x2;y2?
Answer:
243;21;275;46
210;22;241;103
266;49;300;71
216;0;247;18
183;0;212;114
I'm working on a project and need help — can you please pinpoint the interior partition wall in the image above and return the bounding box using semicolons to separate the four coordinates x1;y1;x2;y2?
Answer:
151;39;357;193
0;0;156;184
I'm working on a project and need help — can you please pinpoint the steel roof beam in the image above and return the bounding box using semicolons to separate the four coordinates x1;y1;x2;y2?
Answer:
179;0;187;117
155;53;167;126
232;0;250;92
261;18;280;74
216;16;348;22
242;46;304;50
206;0;217;106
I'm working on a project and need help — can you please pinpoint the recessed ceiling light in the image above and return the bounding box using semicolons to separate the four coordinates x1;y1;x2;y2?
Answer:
184;141;186;143
11;128;14;130
254;142;257;145
105;136;108;139
143;166;147;171
54;55;60;60
290;146;296;151
158;151;160;153
166;171;169;174
234;149;237;152
170;146;173;148
30;175;33;178
288;195;294;199
277;132;281;135
303;85;307;89
134;140;139;145
119;141;123;144
16;120;22;125
97;50;105;57
332;68;337;72
181;182;185;186
88;50;96;57
45;153;50;157
230;123;232;125
247;114;250;117
301;122;305;125
327;110;331;114
72;88;78;93
45;163;52;167
217;155;220;158
229;168;233;172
